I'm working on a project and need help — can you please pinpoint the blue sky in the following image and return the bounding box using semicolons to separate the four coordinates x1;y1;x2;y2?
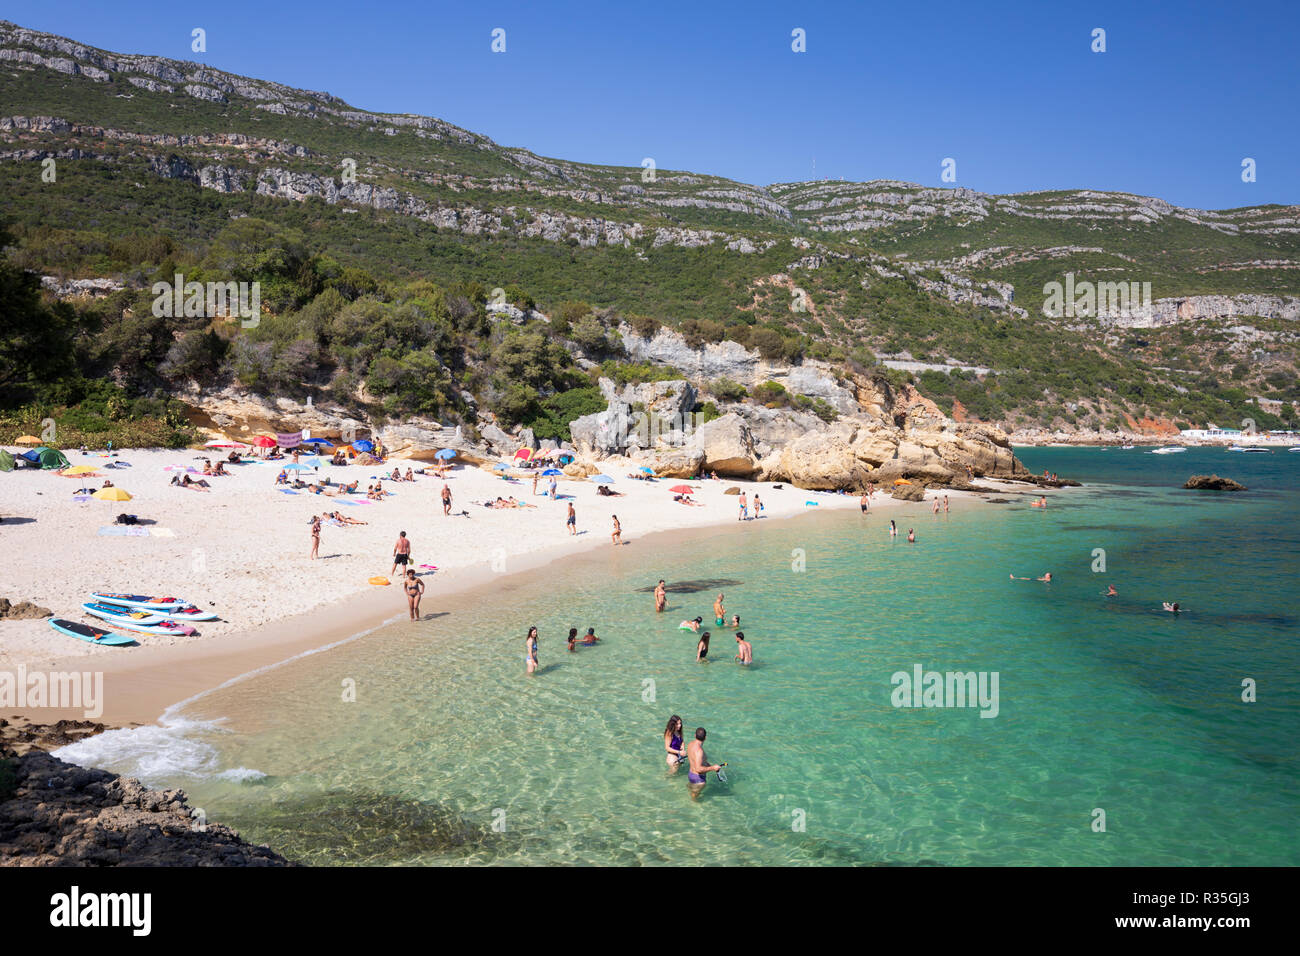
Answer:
5;0;1296;208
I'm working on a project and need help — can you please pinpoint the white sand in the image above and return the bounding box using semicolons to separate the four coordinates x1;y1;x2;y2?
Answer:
0;446;1000;674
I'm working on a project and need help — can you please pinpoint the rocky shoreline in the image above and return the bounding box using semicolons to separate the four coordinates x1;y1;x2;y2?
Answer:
0;718;294;866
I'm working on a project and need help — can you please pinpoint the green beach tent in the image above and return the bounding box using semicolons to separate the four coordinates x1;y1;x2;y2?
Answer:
34;446;71;470
0;449;13;472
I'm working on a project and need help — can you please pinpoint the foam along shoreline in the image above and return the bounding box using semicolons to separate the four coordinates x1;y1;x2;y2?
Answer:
0;447;1038;725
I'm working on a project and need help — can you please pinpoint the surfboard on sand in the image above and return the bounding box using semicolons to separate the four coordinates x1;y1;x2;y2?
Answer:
49;618;136;646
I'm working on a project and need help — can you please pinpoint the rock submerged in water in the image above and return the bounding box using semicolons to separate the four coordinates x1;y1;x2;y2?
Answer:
1184;474;1246;491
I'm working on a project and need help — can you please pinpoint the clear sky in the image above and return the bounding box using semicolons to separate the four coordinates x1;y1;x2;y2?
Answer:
5;0;1296;209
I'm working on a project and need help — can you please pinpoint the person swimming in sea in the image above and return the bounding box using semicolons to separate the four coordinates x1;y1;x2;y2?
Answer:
664;715;687;771
582;627;599;645
567;627;578;652
728;614;740;629
1010;572;1053;582
686;727;724;800
680;616;703;632
1105;584;1118;596
1162;602;1181;613
889;520;898;537
907;528;915;543
696;631;710;662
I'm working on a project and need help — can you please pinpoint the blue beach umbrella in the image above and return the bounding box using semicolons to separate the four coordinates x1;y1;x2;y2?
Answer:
542;468;561;476
435;448;457;459
638;466;653;474
493;462;511;471
352;439;374;453
282;462;313;471
590;474;614;484
300;438;334;448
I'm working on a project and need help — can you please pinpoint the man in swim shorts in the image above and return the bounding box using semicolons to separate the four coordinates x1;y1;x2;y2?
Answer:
713;593;725;626
566;502;577;535
391;530;412;575
441;483;452;516
734;631;752;665
686;727;723;800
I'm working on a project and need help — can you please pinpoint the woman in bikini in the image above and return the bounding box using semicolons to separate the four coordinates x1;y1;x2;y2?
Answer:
524;626;539;675
404;569;424;620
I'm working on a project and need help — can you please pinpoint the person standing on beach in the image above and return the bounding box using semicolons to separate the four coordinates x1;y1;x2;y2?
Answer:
549;477;558;500
734;631;752;665
686;728;723;800
310;514;321;559
654;580;667;612
391;530;412;576
532;472;540;496
525;626;539;674
738;492;748;521
611;514;622;546
566;502;577;535
753;493;763;517
713;593;725;626
404;569;425;620
441;483;452;516
860;492;870;513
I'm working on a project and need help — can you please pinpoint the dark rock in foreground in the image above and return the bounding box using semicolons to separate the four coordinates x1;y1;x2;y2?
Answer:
1184;474;1246;491
1;725;294;866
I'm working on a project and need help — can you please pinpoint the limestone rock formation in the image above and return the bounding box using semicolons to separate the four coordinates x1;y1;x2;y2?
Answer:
1184;474;1246;491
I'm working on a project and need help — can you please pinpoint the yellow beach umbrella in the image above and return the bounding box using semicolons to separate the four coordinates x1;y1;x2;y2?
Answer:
64;465;100;476
92;487;133;501
15;435;42;444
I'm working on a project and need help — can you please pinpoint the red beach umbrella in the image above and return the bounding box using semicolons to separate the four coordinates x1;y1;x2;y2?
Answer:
669;484;695;494
252;436;277;448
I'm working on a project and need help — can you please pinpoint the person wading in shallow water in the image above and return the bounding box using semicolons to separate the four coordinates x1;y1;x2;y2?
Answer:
655;580;667;612
686;727;724;800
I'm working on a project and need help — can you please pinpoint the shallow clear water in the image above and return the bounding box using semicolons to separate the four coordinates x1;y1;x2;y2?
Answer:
60;448;1300;865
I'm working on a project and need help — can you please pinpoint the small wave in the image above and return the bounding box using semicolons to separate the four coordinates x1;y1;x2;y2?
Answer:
53;713;245;786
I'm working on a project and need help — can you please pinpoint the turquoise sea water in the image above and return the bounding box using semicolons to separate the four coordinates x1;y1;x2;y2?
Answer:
62;448;1300;865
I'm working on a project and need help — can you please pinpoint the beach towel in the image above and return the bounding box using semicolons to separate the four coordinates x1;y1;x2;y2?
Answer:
98;526;149;536
278;489;300;495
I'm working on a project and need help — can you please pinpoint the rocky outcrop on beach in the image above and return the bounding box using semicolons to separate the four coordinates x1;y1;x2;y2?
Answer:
1184;474;1247;491
0;599;51;621
0;719;294;866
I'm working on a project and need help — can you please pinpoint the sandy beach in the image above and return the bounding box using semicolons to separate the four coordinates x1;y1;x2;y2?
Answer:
1;446;1020;722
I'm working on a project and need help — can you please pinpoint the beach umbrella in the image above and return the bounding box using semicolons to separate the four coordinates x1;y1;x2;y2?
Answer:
15;435;43;444
435;448;457;460
352;439;374;453
300;438;334;448
638;466;654;474
492;462;511;471
541;468;561;476
204;440;245;448
590;474;614;484
513;448;532;460
92;487;133;501
252;436;277;448
282;462;313;471
64;465;100;476
669;484;695;494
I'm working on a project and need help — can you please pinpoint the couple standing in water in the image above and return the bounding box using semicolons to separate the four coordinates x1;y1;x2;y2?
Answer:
664;716;725;800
